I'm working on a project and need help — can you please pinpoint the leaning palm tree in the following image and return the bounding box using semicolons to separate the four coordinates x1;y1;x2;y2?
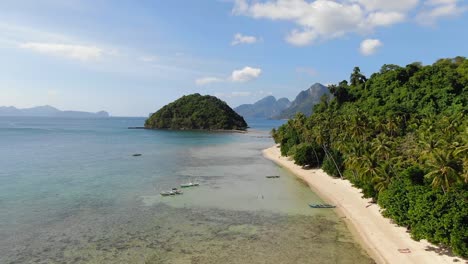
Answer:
313;123;344;179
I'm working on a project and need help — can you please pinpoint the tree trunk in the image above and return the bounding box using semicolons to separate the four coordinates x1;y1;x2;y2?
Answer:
322;144;344;179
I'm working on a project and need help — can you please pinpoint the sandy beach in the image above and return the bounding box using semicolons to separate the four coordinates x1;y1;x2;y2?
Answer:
263;145;465;264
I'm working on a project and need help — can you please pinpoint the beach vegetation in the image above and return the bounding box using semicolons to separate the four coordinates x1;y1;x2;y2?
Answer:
272;57;468;257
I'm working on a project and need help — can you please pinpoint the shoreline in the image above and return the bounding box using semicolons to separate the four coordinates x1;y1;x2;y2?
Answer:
263;145;464;264
130;127;248;133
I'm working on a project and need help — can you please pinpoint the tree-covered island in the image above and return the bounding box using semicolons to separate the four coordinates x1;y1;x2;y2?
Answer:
145;93;248;131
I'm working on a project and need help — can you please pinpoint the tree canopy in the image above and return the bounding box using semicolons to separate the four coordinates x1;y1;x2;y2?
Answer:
272;57;468;257
145;94;248;130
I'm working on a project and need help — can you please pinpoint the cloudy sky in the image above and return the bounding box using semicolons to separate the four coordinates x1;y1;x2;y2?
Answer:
1;0;467;116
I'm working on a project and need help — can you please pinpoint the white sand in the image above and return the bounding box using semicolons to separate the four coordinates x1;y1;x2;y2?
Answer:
263;145;464;264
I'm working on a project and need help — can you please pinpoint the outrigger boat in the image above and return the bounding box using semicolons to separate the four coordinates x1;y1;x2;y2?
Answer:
309;204;336;208
160;188;183;196
180;182;200;188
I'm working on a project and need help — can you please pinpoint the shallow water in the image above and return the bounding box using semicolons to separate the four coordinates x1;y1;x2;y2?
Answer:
0;117;373;263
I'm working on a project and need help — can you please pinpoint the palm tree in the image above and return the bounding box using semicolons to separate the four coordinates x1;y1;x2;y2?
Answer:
425;149;462;194
342;143;362;181
385;117;399;137
372;162;394;194
313;123;344;179
418;132;445;162
453;144;468;183
371;134;393;160
358;151;380;183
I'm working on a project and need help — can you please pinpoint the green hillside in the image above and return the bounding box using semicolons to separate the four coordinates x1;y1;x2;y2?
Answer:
272;57;468;257
145;94;248;130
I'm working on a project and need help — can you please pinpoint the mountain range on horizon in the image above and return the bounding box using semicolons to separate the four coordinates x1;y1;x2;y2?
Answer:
234;83;329;119
234;96;291;119
0;105;110;118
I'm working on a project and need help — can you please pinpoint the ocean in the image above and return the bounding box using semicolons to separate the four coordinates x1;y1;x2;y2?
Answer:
0;117;372;263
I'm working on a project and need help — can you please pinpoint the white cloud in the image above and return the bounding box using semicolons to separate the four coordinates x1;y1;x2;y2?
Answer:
19;42;102;61
233;0;428;46
195;77;224;86
366;12;406;27
286;29;317;46
360;38;383;56
355;0;419;12
231;33;258;45
417;0;467;25
231;66;262;82
197;66;262;85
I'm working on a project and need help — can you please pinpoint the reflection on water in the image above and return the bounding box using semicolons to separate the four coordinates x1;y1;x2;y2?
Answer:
0;117;373;263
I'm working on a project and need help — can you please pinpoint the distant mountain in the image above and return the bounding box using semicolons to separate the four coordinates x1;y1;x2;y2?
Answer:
0;105;110;118
275;83;329;119
234;96;291;118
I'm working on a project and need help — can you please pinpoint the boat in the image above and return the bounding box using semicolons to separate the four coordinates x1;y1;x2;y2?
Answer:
266;175;280;179
309;204;336;208
171;188;183;195
160;188;183;196
180;182;200;188
132;153;142;157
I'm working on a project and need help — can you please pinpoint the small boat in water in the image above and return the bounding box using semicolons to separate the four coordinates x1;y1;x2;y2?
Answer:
171;188;183;195
132;153;142;157
309;204;336;208
266;175;280;179
180;182;200;188
160;188;183;196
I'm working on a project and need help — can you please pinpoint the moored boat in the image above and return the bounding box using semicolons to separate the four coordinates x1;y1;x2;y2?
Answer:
180;182;199;188
160;188;183;196
309;204;336;208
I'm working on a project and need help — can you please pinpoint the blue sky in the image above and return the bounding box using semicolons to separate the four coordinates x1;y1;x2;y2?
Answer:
1;0;467;116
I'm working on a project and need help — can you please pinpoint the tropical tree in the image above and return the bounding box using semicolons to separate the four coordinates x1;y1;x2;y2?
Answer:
425;149;462;193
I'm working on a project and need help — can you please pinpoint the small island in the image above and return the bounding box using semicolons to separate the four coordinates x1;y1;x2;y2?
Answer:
145;93;248;131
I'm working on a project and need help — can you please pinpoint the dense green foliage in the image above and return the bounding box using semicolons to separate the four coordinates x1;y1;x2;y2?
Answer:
272;57;468;257
145;94;248;130
293;143;324;168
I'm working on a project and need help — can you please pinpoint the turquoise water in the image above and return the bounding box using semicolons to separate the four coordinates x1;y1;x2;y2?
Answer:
0;117;372;263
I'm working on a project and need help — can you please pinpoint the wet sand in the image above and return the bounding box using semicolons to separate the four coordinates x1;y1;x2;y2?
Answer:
263;145;464;264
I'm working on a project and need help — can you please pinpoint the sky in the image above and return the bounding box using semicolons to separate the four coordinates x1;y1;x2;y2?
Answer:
0;0;467;116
